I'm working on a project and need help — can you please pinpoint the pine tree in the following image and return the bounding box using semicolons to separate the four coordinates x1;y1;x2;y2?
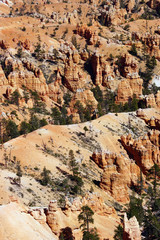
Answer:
40;167;51;186
113;224;123;240
16;162;22;184
78;205;94;232
68;150;78;176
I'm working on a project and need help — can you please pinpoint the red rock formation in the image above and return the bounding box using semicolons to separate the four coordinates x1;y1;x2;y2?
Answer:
76;24;100;45
48;67;64;105
92;151;141;203
63;57;85;92
45;193;117;236
121;130;160;173
115;54;143;104
101;164;130;203
80;49;89;61
123;213;141;240
132;32;160;60
0;65;8;85
99;0;127;26
91;52;115;87
20;39;33;51
46;200;60;235
115;80;133;104
28;207;46;225
0;40;9;49
4;57;49;96
70;89;98;115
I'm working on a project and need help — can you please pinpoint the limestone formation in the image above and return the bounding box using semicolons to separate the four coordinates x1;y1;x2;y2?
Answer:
115;54;143;104
92;151;140;203
99;0;127;26
132;32;160;60
28;207;46;225
4;57;49;96
46;200;60;235
76;24;100;45
121;130;160;173
63;57;85;92
48;67;64;105
0;65;8;85
123;213;141;240
91;52;115;88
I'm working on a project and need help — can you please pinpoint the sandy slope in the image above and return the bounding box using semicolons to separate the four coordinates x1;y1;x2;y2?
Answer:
0;108;157;173
0;108;159;239
0;202;57;240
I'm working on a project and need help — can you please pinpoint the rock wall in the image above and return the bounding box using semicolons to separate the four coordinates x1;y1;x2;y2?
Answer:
132;32;160;60
99;0;127;26
3;57;49;96
76;24;100;45
115;54;143;104
92;151;140;203
91;52;115;88
123;213;141;240
29;193;117;238
121;130;160;173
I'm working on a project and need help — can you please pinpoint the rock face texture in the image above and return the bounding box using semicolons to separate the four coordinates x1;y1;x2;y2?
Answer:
99;0;127;26
0;40;9;49
123;213;141;240
137;108;160;130
140;91;160;108
92;151;140;203
132;32;160;60
121;130;160;173
46;200;60;235
38;193;117;237
91;52;115;88
76;24;100;45
28;207;47;225
63;56;85;92
0;202;56;240
5;58;49;96
48;67;64;105
0;65;8;86
115;54;143;104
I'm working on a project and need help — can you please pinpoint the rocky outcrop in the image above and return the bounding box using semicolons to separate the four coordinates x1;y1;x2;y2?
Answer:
139;91;160;108
121;130;160;173
115;54;143;104
118;54;139;79
136;109;160;130
0;202;56;240
99;0;127;26
70;89;98;115
76;24;100;45
46;200;60;235
28;207;47;225
0;40;9;49
132;32;160;60
91;52;115;88
63;56;85;92
20;39;33;51
123;213;141;240
45;193;117;236
3;57;49;96
48;67;64;105
92;151;140;203
115;79;134;104
0;65;8;85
